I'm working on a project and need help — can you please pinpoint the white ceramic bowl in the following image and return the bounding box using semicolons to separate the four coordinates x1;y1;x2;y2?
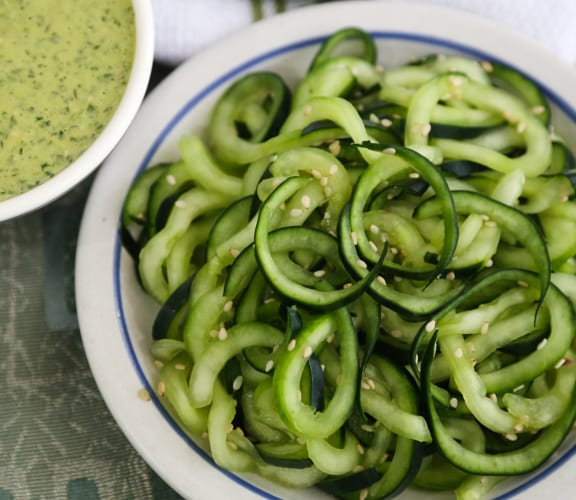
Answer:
75;2;576;499
0;0;154;222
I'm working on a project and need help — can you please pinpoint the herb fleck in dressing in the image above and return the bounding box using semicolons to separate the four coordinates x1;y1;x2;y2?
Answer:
0;0;135;201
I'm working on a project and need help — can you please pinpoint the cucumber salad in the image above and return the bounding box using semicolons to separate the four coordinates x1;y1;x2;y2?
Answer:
121;28;576;499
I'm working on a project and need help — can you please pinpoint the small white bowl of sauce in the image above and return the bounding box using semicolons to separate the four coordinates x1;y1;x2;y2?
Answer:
0;0;154;222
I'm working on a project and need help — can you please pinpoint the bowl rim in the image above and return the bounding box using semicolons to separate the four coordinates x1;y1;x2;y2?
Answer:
76;1;576;499
0;0;155;222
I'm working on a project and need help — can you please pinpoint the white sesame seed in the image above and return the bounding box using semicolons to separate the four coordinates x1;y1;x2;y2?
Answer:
290;208;303;217
301;195;311;208
137;388;151;402
218;327;228;341
514;423;524;433
320;176;329;186
328;141;341;156
351;231;358;245
356;443;365;455
485;259;494;268
313;269;326;277
516;122;526;134
481;60;494;72
166;174;176;185
504;433;518;441
369;112;379;124
516;280;529;288
303;346;313;359
326;333;335;344
223;300;234;313
484;220;497;228
303;104;312;116
537;338;548;350
513;384;525;393
369;224;380;234
446;271;456;281
425;320;436;333
490;393;498;402
157;381;166;396
361;381;371;390
342;282;352;289
174;200;187;208
287;339;297;351
408;172;420;179
380;118;393;127
449;397;458;409
232;375;244;391
265;360;275;372
390;247;399;255
454;347;464;358
357;259;368;269
555;358;567;369
531;105;546;115
369;241;378;253
383;147;396;154
367;379;376;390
377;275;387;286
324;186;332;197
311;169;322;179
175;363;187;371
480;321;490;335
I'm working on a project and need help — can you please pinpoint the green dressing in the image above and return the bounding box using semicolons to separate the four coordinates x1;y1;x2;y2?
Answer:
0;0;135;201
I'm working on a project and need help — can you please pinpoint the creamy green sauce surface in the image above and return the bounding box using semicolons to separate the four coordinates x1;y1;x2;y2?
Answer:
0;0;135;201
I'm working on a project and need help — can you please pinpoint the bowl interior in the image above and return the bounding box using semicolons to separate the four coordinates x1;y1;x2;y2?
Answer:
0;0;154;222
76;3;576;499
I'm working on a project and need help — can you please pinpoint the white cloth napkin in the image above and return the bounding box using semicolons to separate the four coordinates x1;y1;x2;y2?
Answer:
151;0;576;66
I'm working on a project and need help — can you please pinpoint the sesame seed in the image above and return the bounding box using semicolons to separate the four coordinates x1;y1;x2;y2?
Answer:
303;104;312;116
356;443;365;455
380;453;390;464
516;122;526;134
311;169;322;179
324;186;332;197
290;208;303;217
326;333;335;344
480;321;490;335
390;246;398;255
425;320;436;333
531;105;546;115
481;60;494;72
359;489;368;500
320;176;329;186
446;271;456;281
351;231;358;245
328;141;341;156
342;282;352;289
166;174;176;185
449;397;458;409
369;112;379;124
369;241;378;253
360;424;375;432
408;172;420;179
313;269;326;277
383;147;396;154
175;363;187;371
537;338;548;350
137;388;150;402
448;75;464;87
357;259;368;269
380;118;393;127
328;164;338;176
303;346;313;359
265;360;275;372
174;200;187;208
301;195;311;208
485;259;494;268
513;384;525;393
223;300;234;313
377;275;387;286
367;379;376;390
454;347;464;358
218;327;228;341
516;280;529;288
232;376;244;391
287;339;296;351
369;224;380;234
361;381;371;390
514;423;524;433
157;381;166;396
555;358;567;369
504;433;518;441
484;220;497;228
490;393;498;402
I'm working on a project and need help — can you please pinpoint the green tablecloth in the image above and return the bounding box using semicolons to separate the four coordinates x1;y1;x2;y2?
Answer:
0;63;182;500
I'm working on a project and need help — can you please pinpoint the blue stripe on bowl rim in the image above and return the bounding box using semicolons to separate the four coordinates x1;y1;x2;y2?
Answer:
113;31;576;499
